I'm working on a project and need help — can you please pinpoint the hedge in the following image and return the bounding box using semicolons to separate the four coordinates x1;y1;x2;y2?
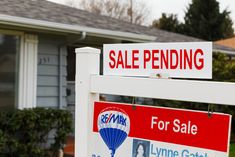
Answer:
0;107;72;157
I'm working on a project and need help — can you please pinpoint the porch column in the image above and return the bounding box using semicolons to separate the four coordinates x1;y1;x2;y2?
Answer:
18;34;38;109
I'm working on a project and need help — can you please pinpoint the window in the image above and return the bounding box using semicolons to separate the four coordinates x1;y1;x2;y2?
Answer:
0;33;20;109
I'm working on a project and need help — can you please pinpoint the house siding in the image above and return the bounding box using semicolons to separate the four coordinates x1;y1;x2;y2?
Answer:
37;34;67;108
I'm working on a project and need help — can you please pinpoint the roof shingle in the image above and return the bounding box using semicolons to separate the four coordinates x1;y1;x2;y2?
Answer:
0;0;202;42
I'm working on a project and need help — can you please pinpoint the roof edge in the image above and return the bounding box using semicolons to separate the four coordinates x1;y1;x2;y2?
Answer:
0;14;156;42
213;49;235;55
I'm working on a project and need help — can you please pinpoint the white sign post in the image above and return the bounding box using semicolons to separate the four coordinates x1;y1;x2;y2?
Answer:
75;46;235;157
75;47;100;157
103;42;212;79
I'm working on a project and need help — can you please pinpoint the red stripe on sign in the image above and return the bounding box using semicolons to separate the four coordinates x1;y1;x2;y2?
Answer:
106;113;112;123
93;101;231;152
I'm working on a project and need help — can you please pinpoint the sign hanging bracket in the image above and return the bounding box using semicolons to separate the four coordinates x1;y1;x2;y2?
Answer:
132;96;136;110
208;104;214;118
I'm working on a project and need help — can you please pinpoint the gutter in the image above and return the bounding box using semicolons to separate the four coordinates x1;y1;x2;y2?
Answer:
58;46;63;109
213;49;235;56
0;14;156;42
57;32;87;109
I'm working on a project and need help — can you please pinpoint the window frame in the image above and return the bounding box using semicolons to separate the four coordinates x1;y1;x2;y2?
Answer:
0;29;23;108
0;29;38;109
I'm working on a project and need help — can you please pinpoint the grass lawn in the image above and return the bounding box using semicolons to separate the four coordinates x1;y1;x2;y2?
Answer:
230;143;235;157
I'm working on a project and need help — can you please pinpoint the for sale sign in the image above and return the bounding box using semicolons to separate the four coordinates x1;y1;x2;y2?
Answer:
91;101;231;157
103;42;212;79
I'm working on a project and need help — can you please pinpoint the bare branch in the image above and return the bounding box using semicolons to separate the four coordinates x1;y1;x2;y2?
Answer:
65;0;149;25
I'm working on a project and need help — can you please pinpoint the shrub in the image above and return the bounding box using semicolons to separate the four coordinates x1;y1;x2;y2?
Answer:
0;107;72;157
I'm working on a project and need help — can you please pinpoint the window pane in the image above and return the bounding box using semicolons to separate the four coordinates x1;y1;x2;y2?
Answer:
0;34;19;109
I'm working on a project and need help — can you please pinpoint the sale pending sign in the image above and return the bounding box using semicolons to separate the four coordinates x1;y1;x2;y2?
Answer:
103;42;212;79
91;101;231;157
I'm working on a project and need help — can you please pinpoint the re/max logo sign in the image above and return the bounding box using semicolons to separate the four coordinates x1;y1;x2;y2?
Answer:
101;113;127;126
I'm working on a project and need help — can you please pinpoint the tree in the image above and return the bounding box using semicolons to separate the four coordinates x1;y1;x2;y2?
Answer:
66;0;149;25
183;0;234;41
151;13;183;33
213;53;235;82
151;0;234;41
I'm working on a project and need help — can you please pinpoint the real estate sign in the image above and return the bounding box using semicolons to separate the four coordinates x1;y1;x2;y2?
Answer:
103;42;212;79
91;101;231;157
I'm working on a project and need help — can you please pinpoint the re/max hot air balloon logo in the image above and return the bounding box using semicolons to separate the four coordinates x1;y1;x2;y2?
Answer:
97;107;130;157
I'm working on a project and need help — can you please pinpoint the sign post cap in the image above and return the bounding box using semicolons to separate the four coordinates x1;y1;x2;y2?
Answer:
75;47;100;54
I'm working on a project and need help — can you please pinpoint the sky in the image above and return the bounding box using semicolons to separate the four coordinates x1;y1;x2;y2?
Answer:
48;0;235;28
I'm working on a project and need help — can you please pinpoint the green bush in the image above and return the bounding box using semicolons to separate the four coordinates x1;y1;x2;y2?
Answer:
0;108;72;157
230;143;235;157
